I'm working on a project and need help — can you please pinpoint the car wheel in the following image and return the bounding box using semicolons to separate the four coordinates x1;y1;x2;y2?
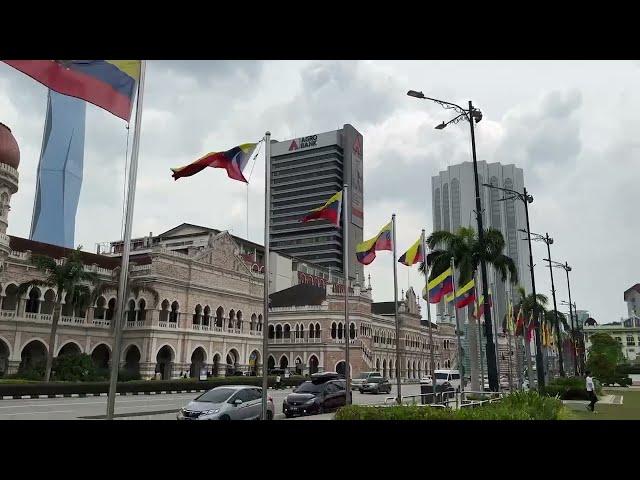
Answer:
359;389;365;394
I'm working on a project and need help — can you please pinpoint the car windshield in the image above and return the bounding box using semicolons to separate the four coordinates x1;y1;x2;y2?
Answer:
196;388;235;403
368;378;382;383
435;373;449;380
295;382;323;393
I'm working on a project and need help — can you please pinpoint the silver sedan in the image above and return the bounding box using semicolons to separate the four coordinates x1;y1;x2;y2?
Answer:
177;385;274;420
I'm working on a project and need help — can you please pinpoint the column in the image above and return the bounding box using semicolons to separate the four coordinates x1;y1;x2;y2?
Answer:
86;306;95;325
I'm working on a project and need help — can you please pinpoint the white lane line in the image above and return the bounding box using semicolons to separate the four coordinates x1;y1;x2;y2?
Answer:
0;394;198;409
0;410;76;417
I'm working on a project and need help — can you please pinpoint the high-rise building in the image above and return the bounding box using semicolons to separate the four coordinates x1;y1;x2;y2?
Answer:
431;161;532;328
269;125;364;281
30;90;86;248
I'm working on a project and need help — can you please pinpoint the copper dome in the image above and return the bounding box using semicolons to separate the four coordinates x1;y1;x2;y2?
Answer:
0;122;20;170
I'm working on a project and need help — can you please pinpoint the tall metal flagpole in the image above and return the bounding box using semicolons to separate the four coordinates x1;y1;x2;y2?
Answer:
107;61;146;420
261;132;271;420
449;256;464;393
491;281;500;383
422;230;436;398
392;214;402;403
343;184;351;403
474;271;485;391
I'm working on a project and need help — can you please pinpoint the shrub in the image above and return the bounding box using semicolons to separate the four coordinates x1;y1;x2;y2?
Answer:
543;376;603;399
335;391;566;420
0;374;307;396
51;353;98;382
117;369;141;382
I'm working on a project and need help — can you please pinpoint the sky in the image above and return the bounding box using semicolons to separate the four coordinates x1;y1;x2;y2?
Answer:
1;60;639;324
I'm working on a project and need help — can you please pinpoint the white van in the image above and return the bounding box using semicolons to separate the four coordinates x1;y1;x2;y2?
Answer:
434;369;462;392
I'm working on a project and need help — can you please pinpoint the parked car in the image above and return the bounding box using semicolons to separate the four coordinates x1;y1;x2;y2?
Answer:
420;375;433;386
359;376;392;394
351;371;382;390
177;385;274;420
283;379;346;417
434;369;462;392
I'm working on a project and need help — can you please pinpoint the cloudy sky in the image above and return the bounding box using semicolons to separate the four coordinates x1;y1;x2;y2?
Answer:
1;60;639;323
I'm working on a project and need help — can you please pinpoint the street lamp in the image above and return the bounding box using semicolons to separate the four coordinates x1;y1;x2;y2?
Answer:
560;297;580;376
408;90;500;392
551;260;577;374
530;231;564;377
481;182;546;390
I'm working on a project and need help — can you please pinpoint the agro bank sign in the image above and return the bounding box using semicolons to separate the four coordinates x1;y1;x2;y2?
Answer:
272;130;340;156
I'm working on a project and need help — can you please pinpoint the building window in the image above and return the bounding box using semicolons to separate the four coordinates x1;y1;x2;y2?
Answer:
626;336;635;346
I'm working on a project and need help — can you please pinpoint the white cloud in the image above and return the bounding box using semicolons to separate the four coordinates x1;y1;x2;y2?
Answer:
1;60;639;324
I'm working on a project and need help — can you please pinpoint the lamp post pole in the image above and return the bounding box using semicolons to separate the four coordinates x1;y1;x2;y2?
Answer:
407;90;498;392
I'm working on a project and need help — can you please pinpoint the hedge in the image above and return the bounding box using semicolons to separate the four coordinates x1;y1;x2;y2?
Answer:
335;391;568;420
0;375;307;397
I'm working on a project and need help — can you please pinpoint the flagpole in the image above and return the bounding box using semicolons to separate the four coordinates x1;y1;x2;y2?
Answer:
392;214;402;403
474;271;485;391
261;131;271;420
422;230;436;399
506;289;514;392
106;60;146;420
343;184;351;403
449;255;464;394
490;280;500;388
525;312;534;389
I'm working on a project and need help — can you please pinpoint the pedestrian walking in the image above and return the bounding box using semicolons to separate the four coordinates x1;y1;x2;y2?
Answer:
585;370;598;412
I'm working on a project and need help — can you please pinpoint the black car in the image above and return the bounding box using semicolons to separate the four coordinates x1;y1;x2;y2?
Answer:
283;379;346;418
359;376;392;394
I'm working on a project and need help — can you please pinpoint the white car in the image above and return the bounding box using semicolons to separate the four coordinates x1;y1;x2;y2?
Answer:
420;375;433;386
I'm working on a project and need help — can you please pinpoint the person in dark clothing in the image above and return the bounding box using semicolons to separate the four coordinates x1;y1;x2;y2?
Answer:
585;370;598;412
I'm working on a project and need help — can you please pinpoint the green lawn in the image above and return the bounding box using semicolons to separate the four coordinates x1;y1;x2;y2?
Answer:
569;389;640;420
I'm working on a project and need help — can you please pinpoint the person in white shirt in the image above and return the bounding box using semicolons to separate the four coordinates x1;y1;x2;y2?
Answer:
585;370;597;412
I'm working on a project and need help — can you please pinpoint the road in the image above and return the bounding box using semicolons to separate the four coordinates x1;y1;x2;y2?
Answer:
0;384;423;420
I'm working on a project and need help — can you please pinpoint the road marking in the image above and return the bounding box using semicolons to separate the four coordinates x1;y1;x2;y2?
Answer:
0;395;197;409
0;410;76;416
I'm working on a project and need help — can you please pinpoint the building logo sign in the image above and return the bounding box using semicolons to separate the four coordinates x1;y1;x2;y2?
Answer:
288;135;318;151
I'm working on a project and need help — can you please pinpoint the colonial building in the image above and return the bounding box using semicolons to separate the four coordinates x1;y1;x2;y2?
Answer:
0;121;457;381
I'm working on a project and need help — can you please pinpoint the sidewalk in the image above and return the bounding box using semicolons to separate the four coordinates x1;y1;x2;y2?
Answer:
563;393;622;411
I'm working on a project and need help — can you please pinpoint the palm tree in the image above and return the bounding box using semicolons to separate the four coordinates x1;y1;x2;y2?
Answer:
419;227;518;391
18;247;98;382
514;285;548;319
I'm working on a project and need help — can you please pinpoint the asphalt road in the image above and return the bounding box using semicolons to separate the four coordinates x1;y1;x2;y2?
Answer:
0;384;423;420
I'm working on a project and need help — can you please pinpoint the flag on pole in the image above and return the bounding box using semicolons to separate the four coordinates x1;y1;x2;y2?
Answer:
423;268;453;304
3;60;141;121
171;143;258;182
300;191;343;226
514;307;525;336
505;301;515;333
526;311;535;342
473;292;493;319
398;236;424;266
355;221;392;265
444;279;476;308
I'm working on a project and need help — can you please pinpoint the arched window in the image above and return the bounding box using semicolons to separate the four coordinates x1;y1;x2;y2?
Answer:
127;299;136;322
250;314;257;331
258;314;263;332
159;300;169;323
193;304;202;325
308;323;315;338
203;306;211;327
275;324;283;339
283;324;291;339
268;325;275;339
300;324;304;340
331;322;337;339
216;306;224;328
295;324;300;339
350;322;356;339
137;299;146;322
25;288;41;314
94;296;106;320
106;298;116;321
228;309;235;329
236;310;242;330
315;323;320;339
337;322;343;340
169;301;179;323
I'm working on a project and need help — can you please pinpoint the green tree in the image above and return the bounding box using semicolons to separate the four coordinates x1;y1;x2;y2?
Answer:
586;333;625;385
419;227;518;390
18;247;98;382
